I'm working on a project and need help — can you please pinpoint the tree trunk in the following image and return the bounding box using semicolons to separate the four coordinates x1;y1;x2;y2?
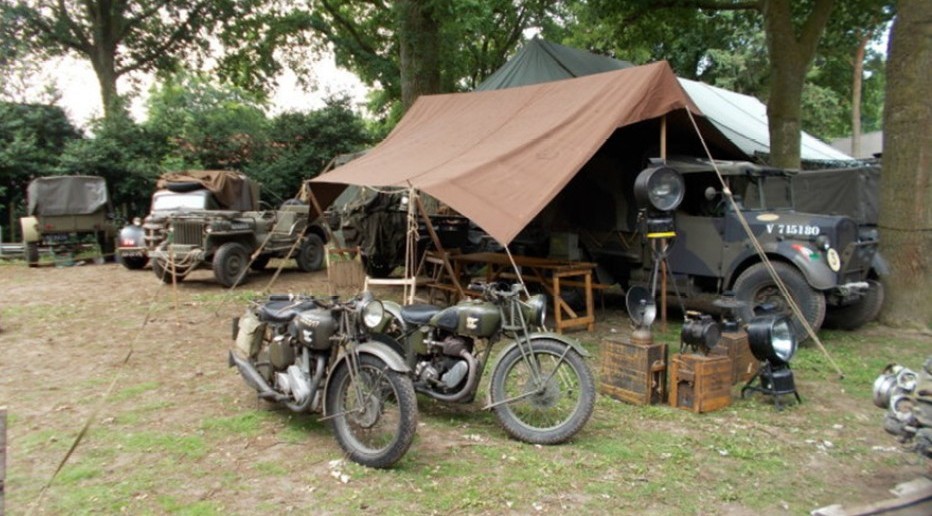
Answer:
851;34;869;158
761;0;835;168
878;2;932;332
397;0;441;112
90;43;123;120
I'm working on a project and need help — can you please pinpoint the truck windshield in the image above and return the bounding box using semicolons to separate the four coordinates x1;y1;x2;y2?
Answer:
743;175;794;210
152;191;212;211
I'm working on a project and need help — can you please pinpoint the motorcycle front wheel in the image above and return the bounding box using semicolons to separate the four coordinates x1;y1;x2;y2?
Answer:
490;339;595;445
325;353;418;468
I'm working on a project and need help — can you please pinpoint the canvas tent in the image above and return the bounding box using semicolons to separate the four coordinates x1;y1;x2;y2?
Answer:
478;38;852;163
311;61;742;245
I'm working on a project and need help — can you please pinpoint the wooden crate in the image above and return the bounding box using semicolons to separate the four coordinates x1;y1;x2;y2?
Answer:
710;330;759;385
599;336;666;405
670;353;732;413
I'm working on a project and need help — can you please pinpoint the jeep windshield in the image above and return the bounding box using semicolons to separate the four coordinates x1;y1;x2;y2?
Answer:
151;190;217;212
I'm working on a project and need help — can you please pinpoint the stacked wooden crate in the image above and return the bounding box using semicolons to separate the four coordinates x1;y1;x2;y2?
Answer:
599;334;667;405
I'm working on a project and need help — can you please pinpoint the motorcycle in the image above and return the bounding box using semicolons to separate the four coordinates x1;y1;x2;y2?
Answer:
378;282;596;444
228;291;418;468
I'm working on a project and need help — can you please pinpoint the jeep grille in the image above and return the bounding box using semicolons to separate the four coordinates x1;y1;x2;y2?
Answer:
171;221;205;245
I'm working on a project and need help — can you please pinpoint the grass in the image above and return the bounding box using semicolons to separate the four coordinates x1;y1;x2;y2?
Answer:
6;309;928;514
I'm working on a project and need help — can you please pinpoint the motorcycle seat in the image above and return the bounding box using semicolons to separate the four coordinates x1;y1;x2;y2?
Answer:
257;300;318;323
400;303;442;325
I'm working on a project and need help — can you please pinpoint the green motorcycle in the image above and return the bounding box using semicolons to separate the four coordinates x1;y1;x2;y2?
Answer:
378;282;595;445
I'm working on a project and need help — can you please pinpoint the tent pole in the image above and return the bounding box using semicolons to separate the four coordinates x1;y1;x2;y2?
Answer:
661;115;667;163
405;187;418;304
413;194;466;300
660;115;668;331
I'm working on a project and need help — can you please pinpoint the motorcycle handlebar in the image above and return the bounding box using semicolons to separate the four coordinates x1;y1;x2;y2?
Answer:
468;281;521;300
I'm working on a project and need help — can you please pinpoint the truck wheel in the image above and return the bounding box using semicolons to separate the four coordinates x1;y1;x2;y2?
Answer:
25;242;39;267
823;279;885;331
120;256;148;270
296;234;324;272
152;258;185;283
98;233;115;263
214;242;250;287
733;262;826;342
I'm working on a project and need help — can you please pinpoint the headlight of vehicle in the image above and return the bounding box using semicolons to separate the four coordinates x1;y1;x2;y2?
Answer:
522;294;547;327
360;298;385;329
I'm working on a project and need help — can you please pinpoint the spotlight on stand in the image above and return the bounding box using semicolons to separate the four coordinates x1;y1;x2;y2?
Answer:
680;311;720;355
740;315;801;410
634;165;685;237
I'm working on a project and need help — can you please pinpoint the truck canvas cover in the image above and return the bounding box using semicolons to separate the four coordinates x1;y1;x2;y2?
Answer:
27;175;109;216
156;170;260;211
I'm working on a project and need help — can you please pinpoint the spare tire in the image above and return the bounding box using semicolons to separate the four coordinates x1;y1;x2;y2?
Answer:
164;181;204;193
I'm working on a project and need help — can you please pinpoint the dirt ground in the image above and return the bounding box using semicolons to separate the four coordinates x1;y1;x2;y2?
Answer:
1;261;929;514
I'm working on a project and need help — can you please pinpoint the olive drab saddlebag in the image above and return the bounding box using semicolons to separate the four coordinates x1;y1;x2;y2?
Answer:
234;310;266;359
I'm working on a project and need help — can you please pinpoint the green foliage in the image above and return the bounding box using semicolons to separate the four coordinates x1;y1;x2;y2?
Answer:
57;112;165;217
304;0;558;124
145;73;270;173
248;96;372;201
0;101;81;239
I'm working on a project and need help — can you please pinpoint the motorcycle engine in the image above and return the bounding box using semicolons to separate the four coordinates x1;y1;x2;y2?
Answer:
275;364;311;403
416;336;472;391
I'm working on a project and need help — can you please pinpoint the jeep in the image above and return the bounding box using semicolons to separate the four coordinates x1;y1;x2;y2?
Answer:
20;175;117;266
140;170;327;287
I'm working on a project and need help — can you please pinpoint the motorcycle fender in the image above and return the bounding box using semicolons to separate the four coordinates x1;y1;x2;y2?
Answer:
329;341;411;376
376;299;407;333
496;332;591;360
322;340;411;416
20;216;40;243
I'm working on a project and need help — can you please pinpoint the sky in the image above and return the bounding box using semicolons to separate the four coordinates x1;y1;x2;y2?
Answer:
40;51;369;129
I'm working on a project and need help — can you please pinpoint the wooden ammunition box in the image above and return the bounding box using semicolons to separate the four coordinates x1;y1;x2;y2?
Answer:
670;353;732;413
599;336;666;405
710;330;759;385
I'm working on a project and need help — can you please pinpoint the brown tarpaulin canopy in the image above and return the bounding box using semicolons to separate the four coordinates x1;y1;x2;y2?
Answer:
310;61;737;245
156;170;260;211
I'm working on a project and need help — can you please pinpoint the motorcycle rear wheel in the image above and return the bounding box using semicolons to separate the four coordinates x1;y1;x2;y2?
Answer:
325;354;418;468
490;339;595;445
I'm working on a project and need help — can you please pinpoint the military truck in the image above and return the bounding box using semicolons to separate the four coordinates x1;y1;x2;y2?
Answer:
20;175;117;266
565;157;883;337
141;170;328;287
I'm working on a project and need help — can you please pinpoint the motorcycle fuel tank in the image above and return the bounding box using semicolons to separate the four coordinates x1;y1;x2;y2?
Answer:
430;302;501;338
294;309;336;350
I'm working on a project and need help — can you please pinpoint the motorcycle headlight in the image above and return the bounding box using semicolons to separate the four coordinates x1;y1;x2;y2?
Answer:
522;294;547;327
361;298;385;329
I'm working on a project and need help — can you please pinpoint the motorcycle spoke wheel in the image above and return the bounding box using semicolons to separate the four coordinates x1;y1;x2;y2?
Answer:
326;354;417;468
490;339;595;445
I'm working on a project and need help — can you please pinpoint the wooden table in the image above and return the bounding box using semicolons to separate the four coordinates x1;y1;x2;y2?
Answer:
450;252;597;333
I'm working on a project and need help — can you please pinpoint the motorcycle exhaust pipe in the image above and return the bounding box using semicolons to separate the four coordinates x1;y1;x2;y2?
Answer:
416;349;481;403
228;350;288;402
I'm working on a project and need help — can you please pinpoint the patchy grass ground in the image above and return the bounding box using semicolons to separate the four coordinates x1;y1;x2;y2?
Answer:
0;261;929;514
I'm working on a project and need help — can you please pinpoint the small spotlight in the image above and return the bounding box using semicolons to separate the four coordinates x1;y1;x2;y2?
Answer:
634;166;685;237
680;312;720;355
740;315;801;410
